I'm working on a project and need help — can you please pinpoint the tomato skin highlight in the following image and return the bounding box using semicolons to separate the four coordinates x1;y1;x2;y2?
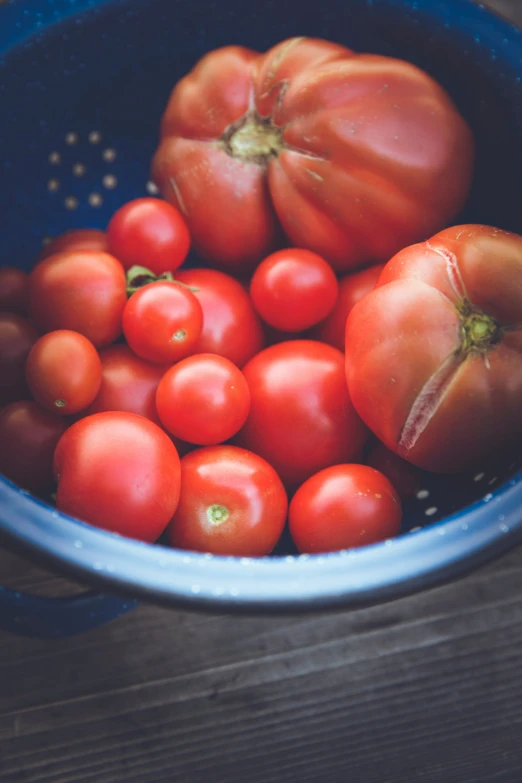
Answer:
108;198;190;275
168;445;288;556
156;354;250;445
26;330;102;416
237;340;368;488
27;251;127;347
346;224;522;473
54;412;181;543
0;401;68;493
289;464;402;554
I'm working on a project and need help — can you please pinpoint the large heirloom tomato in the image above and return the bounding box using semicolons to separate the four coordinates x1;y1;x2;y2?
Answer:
152;38;473;272
345;225;522;473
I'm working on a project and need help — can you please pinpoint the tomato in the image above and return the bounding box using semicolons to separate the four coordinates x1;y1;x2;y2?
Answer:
152;38;473;271
84;345;167;425
168;445;287;556
0;267;28;315
39;229;109;261
0;401;68;493
0;312;38;391
123;281;203;364
237;340;368;487
26;330;102;416
346;225;522;473
250;248;338;332
313;264;384;351
366;442;421;500
289;464;402;554
28;251;127;347
107;198;190;275
156;354;250;445
175;268;264;367
54;412;181;542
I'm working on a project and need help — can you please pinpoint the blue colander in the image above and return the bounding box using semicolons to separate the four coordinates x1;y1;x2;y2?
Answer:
1;0;521;639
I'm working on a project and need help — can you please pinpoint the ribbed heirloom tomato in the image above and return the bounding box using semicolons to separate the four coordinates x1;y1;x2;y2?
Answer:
346;225;522;473
152;37;473;271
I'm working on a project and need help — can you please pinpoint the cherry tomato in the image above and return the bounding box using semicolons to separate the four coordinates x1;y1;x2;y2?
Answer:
0;267;28;315
28;251;127;347
26;330;102;416
237;340;368;487
54;412;181;542
313;264;384;351
250;248;338;332
156;354;250;445
84;345;168;425
168;445;287;556
345;225;522;472
107;198;190;275
123;281;203;364
0;401;68;493
175;268;264;367
38;229;109;261
289;464;402;554
366;442;421;500
0;312;38;390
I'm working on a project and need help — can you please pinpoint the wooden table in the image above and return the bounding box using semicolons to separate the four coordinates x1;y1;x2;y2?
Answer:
2;2;522;781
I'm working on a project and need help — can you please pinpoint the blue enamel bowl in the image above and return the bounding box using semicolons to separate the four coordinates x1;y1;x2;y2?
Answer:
0;0;521;638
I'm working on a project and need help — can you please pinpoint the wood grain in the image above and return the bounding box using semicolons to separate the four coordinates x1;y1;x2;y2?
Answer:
1;2;522;782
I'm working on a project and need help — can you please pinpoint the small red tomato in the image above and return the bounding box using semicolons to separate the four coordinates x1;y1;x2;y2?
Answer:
0;267;29;315
26;330;102;416
38;229;109;261
168;445;288;556
123;281;203;364
0;312;38;390
314;264;384;351
54;412;181;542
237;341;368;488
0;401;68;493
250;248;338;332
289;464;402;554
107;198;190;275
28;251;127;347
366;442;421;500
85;345;168;425
156;354;250;445
175;268;264;367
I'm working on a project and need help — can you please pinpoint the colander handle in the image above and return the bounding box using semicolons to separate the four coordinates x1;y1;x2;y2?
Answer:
0;585;137;639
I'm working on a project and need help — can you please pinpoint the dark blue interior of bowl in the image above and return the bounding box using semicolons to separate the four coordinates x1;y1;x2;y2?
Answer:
0;0;521;608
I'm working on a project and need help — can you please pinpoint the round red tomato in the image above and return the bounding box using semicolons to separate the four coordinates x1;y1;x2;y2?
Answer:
107;198;190;275
0;267;28;315
0;401;68;493
26;330;102;416
168;445;287;556
237;340;368;487
346;225;522;473
366;442;421;500
175;268;264;367
152;38;473;271
54;412;181;542
38;229;109;261
156;354;250;445
313;264;384;351
85;345;168;425
250;248;338;332
289;464;402;554
123;281;203;364
28;251;127;347
0;312;38;391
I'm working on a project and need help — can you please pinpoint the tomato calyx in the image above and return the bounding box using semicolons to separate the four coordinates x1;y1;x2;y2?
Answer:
206;504;229;526
457;301;504;357
221;111;284;166
126;266;198;297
